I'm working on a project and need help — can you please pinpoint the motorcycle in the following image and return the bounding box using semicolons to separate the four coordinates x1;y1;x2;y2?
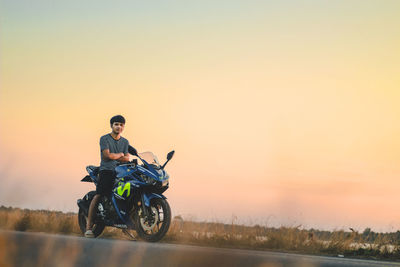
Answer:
77;146;174;242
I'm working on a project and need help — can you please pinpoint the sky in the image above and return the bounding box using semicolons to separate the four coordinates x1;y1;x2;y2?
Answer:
0;0;400;232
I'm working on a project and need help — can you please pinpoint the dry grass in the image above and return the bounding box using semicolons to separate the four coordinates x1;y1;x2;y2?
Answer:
1;206;399;260
0;207;130;239
0;207;81;235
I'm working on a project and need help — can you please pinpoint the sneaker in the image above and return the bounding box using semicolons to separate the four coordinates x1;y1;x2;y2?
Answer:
85;229;95;238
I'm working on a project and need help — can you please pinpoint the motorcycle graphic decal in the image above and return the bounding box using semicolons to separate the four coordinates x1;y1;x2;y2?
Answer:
116;182;131;198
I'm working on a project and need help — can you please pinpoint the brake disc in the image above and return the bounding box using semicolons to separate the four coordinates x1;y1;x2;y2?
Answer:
139;206;159;231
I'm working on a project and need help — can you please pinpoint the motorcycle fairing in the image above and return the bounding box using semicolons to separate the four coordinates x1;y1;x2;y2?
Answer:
116;164;165;184
115;164;136;178
111;194;134;228
113;180;134;200
116;164;160;182
143;192;166;207
136;165;159;180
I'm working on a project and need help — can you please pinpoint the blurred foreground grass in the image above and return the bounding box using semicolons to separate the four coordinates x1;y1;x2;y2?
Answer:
1;206;399;261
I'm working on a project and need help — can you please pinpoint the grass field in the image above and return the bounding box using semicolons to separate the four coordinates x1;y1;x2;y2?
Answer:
1;206;399;261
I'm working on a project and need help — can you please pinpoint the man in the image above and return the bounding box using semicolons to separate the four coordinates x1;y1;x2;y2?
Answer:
85;115;131;237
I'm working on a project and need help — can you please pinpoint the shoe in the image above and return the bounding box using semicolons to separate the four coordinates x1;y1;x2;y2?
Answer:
85;229;95;238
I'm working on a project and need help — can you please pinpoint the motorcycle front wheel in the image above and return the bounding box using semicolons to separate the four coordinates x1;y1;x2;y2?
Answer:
134;198;171;242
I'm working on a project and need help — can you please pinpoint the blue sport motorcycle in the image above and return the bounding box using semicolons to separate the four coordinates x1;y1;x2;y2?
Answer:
77;146;174;242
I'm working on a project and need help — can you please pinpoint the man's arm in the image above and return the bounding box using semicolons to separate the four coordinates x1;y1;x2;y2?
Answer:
117;153;130;163
116;139;131;163
102;149;125;160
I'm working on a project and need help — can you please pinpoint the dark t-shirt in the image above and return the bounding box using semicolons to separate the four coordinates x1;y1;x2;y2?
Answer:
99;134;130;171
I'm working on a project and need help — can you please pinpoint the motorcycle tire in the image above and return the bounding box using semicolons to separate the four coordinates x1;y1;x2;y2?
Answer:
134;198;171;242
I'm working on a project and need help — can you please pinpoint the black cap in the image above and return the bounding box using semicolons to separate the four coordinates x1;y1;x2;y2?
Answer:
110;115;126;125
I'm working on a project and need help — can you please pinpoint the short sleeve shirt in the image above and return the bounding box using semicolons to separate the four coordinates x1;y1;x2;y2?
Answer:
99;134;130;171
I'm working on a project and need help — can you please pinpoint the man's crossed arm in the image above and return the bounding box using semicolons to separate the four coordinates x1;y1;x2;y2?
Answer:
102;149;130;162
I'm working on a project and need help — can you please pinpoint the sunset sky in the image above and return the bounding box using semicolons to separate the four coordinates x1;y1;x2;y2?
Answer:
1;0;400;231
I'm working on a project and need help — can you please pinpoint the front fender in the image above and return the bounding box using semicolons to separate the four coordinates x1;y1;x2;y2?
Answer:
143;192;166;207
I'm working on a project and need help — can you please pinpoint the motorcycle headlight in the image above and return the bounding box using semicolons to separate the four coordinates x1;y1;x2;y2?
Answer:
140;174;156;185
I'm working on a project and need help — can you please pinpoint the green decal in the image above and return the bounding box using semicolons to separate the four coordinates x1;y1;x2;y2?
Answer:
117;178;125;187
117;182;131;197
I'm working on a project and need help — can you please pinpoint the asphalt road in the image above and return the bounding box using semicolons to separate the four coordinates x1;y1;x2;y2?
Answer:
0;230;399;267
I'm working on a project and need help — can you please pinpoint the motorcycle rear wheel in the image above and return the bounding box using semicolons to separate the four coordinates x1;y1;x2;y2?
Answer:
78;207;105;238
134;198;171;242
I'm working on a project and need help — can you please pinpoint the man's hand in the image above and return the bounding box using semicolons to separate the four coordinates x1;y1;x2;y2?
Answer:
102;149;125;160
117;153;130;163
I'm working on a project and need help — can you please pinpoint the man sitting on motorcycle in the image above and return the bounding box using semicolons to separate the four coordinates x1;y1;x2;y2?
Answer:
85;115;131;238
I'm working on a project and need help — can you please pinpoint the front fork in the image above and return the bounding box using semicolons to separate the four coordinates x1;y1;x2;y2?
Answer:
140;194;151;218
139;192;166;223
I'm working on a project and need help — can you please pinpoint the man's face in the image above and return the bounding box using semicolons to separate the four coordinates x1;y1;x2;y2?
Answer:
111;122;125;134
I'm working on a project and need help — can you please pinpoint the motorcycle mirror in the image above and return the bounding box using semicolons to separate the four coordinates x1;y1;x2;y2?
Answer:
128;146;138;156
167;150;175;160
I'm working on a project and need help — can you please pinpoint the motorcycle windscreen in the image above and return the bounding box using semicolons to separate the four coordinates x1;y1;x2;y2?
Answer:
138;151;161;167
